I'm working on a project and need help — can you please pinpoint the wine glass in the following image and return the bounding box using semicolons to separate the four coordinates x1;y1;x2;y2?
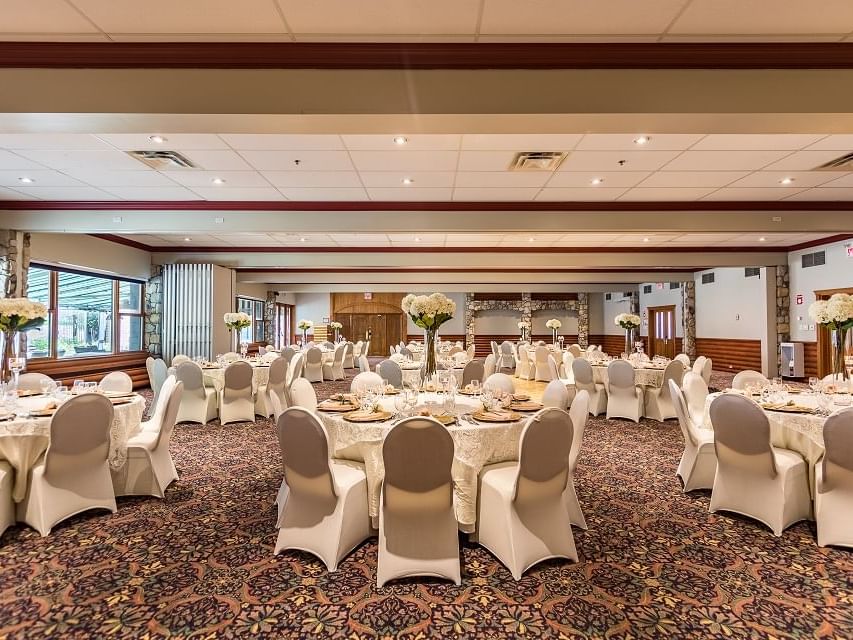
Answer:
72;380;84;395
39;378;55;396
394;393;408;418
481;386;495;411
808;377;820;394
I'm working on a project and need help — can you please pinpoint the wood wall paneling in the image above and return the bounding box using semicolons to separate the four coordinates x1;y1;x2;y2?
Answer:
27;351;150;389
803;341;818;378
694;338;762;372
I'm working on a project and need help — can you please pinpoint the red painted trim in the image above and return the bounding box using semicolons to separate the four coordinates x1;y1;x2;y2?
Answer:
786;233;853;251
7;199;853;212
3;42;853;69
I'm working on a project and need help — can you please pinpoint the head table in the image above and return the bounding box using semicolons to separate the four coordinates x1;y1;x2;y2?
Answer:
318;392;528;533
0;393;146;502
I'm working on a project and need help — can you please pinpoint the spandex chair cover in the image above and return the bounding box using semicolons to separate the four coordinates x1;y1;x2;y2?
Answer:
322;344;347;381
564;390;590;529
174;362;218;425
499;341;516;370
542;379;569;410
644;360;684;422
351;372;384;394
99;371;133;393
483;354;497;380
303;348;324;383
15;373;53;393
461;360;485;386
146;357;168;417
732;370;769;391
815;408;853;548
484;373;515;395
377;360;403;389
358;355;370;373
682;372;709;429
0;462;12;537
572;358;607;416
289;378;318;412
534;346;554;382
257;356;288;418
219;361;255;425
670;380;716;492
674;353;690;368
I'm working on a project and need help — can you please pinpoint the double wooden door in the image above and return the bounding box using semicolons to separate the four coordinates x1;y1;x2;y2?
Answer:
647;305;677;359
336;312;404;357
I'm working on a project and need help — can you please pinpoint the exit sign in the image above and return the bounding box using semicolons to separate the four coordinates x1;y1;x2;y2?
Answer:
364;292;373;300
846;244;853;258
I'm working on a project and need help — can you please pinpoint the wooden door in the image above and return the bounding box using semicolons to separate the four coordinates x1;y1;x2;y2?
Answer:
337;313;404;356
647;305;677;359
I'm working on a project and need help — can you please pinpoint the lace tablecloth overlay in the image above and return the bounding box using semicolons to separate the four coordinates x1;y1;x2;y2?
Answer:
702;392;827;497
0;395;146;501
168;364;270;393
592;364;667;388
383;363;466;388
319;392;526;532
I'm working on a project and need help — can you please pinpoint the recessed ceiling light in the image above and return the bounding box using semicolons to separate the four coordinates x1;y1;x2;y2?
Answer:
402;177;414;185
759;237;766;242
393;136;408;145
300;237;306;242
17;176;34;183
211;177;226;185
779;177;795;185
148;135;166;144
643;237;650;243
183;237;191;242
528;237;535;242
590;177;604;185
414;236;420;242
633;135;651;145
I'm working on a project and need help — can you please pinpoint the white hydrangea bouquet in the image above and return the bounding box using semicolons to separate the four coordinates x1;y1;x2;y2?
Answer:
402;293;455;380
0;297;48;382
614;313;641;330
329;320;343;341
297;319;314;331
517;320;530;341
224;311;251;332
545;319;562;330
809;293;853;381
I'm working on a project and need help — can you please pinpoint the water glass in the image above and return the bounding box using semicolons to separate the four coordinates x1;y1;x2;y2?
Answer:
817;393;834;414
39;378;55;396
72;379;85;395
808;377;819;394
53;385;68;401
3;391;17;414
481;387;495;411
84;381;98;394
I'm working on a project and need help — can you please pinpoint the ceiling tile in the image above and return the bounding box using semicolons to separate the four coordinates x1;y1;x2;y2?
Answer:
278;188;369;201
560;150;681;172
13;185;119;200
662;150;790;171
452;188;541;200
166;170;270;188
351;151;458;172
263;171;363;188
805;134;853;150
0;34;110;41
784;187;853;201
476;35;661;42
460;134;582;150
761;149;849;171
660;34;845;42
96;133;228;150
0;134;110;150
61;169;174;187
455;172;550;188
342;135;461;151
14;149;143;170
215;233;278;246
536;187;627;201
101;186;201;200
0;170;84;187
575;134;703;151
457;151;517;171
294;34;475;42
0;187;35;200
727;171;838;188
220;134;345;150
0;151;46;171
191;187;284;201
277;0;481;35
690;134;825;150
480;0;688;35
546;171;650;188
169;149;254;171
637;171;748;188
366;188;452;201
670;0;853;35
619;187;716;201
701;187;806;201
818;173;853;188
72;0;288;34
359;172;454;188
0;0;101;33
240;150;354;171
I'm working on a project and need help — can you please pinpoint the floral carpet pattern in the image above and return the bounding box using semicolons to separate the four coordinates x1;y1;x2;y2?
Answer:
0;369;850;639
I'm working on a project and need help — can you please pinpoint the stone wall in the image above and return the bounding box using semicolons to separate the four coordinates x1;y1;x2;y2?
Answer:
263;290;277;345
775;265;790;372
681;280;696;358
577;293;589;347
143;265;163;357
0;230;31;298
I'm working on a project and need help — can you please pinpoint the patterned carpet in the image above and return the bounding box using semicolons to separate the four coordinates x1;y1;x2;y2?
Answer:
0;368;850;639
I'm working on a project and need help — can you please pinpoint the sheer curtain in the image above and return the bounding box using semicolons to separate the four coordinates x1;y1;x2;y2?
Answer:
162;264;213;362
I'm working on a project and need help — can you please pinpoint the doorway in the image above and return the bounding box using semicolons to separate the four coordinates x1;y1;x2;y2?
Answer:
647;305;677;359
336;312;404;356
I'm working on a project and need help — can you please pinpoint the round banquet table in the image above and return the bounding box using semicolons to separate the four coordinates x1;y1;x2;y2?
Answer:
0;394;146;502
701;391;830;498
318;392;528;533
591;362;671;388
384;362;466;388
173;363;270;393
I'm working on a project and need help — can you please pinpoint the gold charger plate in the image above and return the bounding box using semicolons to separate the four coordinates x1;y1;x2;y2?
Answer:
510;401;544;412
103;391;137;399
16;389;41;398
318;402;357;413
760;403;815;414
110;398;133;405
458;389;480;396
510;394;531;402
472;410;522;423
383;388;400;396
28;408;56;417
343;410;393;423
420;412;455;426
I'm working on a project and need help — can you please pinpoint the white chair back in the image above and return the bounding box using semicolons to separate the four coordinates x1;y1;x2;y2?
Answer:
174;362;207;400
153;380;184;450
222;361;253;412
258;346;267;356
732;369;768;391
682;372;709;425
267;357;288;409
572;358;596;393
44;394;114;483
692;355;707;376
358;354;370;373
16;372;53;392
277;407;337;512
669;380;699;448
377;360;403;388
674;353;690;368
484;353;496;379
709;393;776;477
535;346;553;381
568;344;582;358
461;360;485;386
289;378;318;411
568;390;589;473
466;345;476;361
513;409;571;504
821;408;853;492
659;359;684;398
561;352;575;382
607;359;635;392
99;371;133;393
483;373;515;395
222;352;240;363
542;379;569;410
171;354;190;366
351;372;384;394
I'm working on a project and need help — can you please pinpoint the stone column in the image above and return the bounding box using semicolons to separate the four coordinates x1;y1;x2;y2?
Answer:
1;230;30;297
775;265;790;374
264;290;277;345
143;265;163;357
520;293;532;337
464;293;476;348
577;293;589;348
681;281;696;358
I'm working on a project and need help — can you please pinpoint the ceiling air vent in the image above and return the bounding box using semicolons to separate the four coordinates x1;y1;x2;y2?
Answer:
814;152;853;171
509;151;567;171
127;150;198;170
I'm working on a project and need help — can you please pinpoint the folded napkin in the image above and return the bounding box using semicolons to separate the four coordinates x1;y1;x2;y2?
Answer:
481;410;513;420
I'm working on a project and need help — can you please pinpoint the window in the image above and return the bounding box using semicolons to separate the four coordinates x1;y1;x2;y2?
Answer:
801;251;825;268
605;293;612;301
236;297;267;345
25;264;145;359
701;272;715;285
643;285;653;294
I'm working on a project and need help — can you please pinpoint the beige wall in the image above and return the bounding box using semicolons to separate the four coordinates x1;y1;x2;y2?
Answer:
236;282;270;300
212;265;236;355
29;233;152;281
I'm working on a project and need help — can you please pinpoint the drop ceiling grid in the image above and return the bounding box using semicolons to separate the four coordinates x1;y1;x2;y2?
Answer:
1;132;853;201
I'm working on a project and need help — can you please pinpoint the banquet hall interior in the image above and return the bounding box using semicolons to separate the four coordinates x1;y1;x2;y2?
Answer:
0;2;852;638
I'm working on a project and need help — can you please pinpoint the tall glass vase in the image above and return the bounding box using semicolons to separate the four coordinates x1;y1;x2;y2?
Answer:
421;328;438;385
0;331;14;383
552;329;558;347
831;328;850;382
624;327;635;355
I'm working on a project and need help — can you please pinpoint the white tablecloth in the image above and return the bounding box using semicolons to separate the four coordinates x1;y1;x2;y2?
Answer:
318;392;528;532
199;364;270;393
592;363;669;388
381;363;466;388
0;394;146;502
701;392;829;497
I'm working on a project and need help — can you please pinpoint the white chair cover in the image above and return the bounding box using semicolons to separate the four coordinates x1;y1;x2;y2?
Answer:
358;355;370;373
351;372;384;394
682;372;709;428
257;356;288;418
146;357;168;417
322;343;347;381
174;361;218;424
534;346;554;382
219;361;255;425
669;380;716;492
542;379;570;410
565;390;590;529
572;358;607;416
605;359;644;423
732;370;768;391
303;347;324;383
815;408;853;548
461;360;485;386
16;372;53;392
483;354;497;380
99;371;133;393
0;462;13;538
499;341;515;370
674;353;690;368
222;352;240;363
171;354;190;366
289;378;318;412
343;342;355;369
484;373;515;395
644;359;684;422
377;360;403;389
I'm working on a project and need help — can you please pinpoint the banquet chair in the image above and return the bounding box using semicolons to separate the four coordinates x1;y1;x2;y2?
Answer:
462;360;485;386
261;351;280;364
560;352;575;384
146;357;168;417
572;358;607;416
303;347;324;383
140;375;177;431
542;379;570;410
605;360;644;423
219;361;255;425
399;346;413;359
448;345;463;356
353;341;363;358
534;346;554;382
499;342;516;370
0;462;12;538
112;381;184;498
732;370;769;391
15;372;53;392
99;371;133;393
377;360;403;389
258;346;267;356
547;355;560;382
274;407;371;571
709;394;811;536
351;372;384;394
821;373;848;384
171;354;190;366
644;360;684;422
358;355;370;373
289;378;318;412
520;348;535;381
692;355;707;377
343;342;355;369
453;351;468;367
466;345;476;361
674;353;691;368
363;341;371;358
669;380;716;493
281;346;296;365
377;417;460;587
222;352;240;363
700;357;713;385
389;346;396;357
322;344;347;382
513;346;525;378
815;408;853;548
269;392;286;425
568;344;582;358
257;356;287;418
681;372;709;428
478;408;578;580
174;362;218;424
484;354;497;380
565;390;590;529
323;341;335;350
491;341;500;363
484;373;515;395
18;394;116;537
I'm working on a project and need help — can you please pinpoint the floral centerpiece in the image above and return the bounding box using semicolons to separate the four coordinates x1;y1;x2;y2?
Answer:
297;319;314;345
329;321;343;342
809;293;853;381
0;297;48;383
517;320;530;342
545;318;562;345
615;312;642;355
224;312;251;353
402;293;456;382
